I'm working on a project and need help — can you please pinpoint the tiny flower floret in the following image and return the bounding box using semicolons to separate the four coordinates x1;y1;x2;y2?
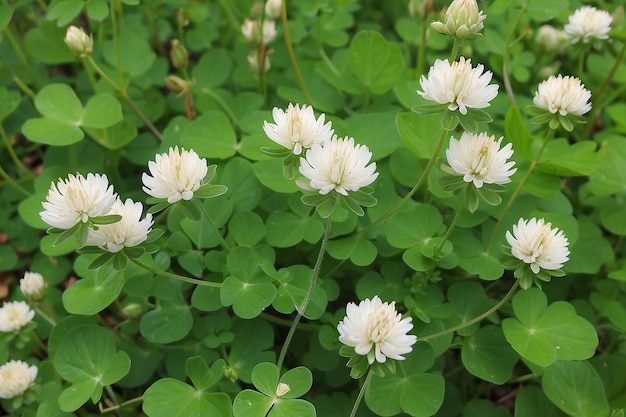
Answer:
86;198;153;253
20;272;45;300
0;301;35;333
506;217;570;274
142;146;209;204
299;136;378;196
263;103;334;155
442;132;516;188
40;173;117;230
431;0;486;40
0;360;38;399
533;75;591;116
564;6;612;44
338;296;417;364
417;57;499;115
275;383;290;397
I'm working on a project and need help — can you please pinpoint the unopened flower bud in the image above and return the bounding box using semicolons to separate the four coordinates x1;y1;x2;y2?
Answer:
170;40;189;70
265;0;282;19
223;366;238;382
20;272;45;300
121;303;144;319
431;0;486;40
275;383;290;397
247;50;271;74
242;19;258;44
164;75;191;94
65;26;93;58
262;19;277;44
176;8;189;27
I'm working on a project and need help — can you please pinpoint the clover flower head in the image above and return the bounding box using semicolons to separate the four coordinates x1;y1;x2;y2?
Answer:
265;0;282;19
0;301;35;333
0;360;38;399
20;272;45;300
299;136;378;196
417;57;499;115
564;6;612;44
533;74;591;116
442;131;516;188
142;146;209;204
431;0;486;40
263;103;334;155
338;296;417;364
535;25;570;52
86;198;153;253
64;25;93;57
40;173;117;230
506;217;570;274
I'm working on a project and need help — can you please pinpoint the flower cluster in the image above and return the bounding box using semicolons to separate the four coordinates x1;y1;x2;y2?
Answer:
417;57;498;116
64;25;93;58
442;132;516;188
506;218;570;274
564;6;612;44
0;301;35;333
142;146;209;204
0;360;38;399
20;272;45;300
241;0;282;73
533;75;591;117
338;296;417;365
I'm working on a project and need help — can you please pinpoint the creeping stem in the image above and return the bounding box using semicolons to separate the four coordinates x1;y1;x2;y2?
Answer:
421;280;520;342
485;129;554;253
276;216;332;371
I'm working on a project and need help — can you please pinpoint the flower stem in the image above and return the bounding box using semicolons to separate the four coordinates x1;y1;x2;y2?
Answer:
485;129;554;253
450;38;461;62
202;87;240;128
197;201;232;250
0;163;30;196
282;0;314;105
111;0;125;89
357;127;448;236
584;40;626;138
435;196;465;256
130;258;221;288
276;216;332;371
502;1;528;105
34;306;56;326
349;369;374;417
3;27;42;89
99;395;144;414
12;75;36;100
421;279;519;342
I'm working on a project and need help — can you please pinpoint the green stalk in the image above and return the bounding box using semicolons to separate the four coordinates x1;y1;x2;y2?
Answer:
485;129;554;253
349;369;374;417
502;1;528;105
3;27;42;88
282;0;314;105
130;258;221;288
421;280;519;342
197;201;232;250
0;124;32;178
276;216;332;371
357;127;448;236
111;0;125;89
435;196;465;256
0;163;30;196
202;88;240;127
449;38;461;62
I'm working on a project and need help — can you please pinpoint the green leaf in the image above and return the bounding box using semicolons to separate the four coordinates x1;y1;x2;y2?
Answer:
527;0;568;21
194;184;229;199
58;379;97;412
25;21;76;64
144;378;232;417
0;87;20;121
62;267;125;314
326;235;377;266
279;367;313;399
192;48;234;88
386;204;443;249
185;356;212;391
48;0;84;26
233;390;273;417
441;110;459;130
365;344;444;417
345;112;403;160
462;325;518;384
0;4;12;31
22;118;84;146
348;31;405;95
502;288;598;366
35;84;83;123
181;111;237;159
251;362;279;397
505;106;534;161
452;230;504;280
228;211;266;247
543;361;609;417
514;385;562;417
220;276;276;319
272;265;327;320
140;302;193;343
396;112;444;158
82;94;123;129
179;199;203;223
538;139;600;176
102;25;156;77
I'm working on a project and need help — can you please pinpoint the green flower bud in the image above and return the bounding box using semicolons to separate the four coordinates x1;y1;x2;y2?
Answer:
64;26;93;58
170;40;189;70
431;0;486;40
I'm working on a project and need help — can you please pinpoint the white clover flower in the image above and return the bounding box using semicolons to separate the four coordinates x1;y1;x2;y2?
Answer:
506;218;570;274
40;173;117;230
64;26;93;58
564;6;612;44
442;132;516;188
142;147;209;204
431;0;486;40
0;301;35;333
535;25;570;52
86;198;153;253
20;272;45;300
263;103;334;155
417;57;499;115
265;0;282;19
299;136;378;196
247;50;271;73
338;296;417;365
533;75;591;116
0;360;38;399
241;19;256;43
